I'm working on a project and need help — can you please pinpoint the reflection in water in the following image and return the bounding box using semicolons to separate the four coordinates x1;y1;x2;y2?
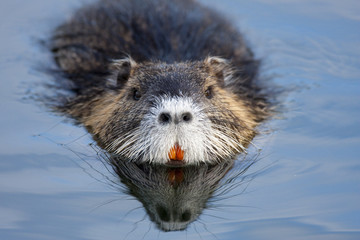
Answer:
107;156;256;232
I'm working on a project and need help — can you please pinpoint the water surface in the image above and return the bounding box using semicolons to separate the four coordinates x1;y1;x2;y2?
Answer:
0;0;359;239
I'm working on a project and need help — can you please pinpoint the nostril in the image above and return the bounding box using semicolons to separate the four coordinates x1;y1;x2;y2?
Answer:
180;210;191;222
181;112;193;122
156;205;170;222
159;112;171;124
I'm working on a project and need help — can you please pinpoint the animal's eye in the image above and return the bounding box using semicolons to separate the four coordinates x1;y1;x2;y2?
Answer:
133;88;141;100
205;86;213;99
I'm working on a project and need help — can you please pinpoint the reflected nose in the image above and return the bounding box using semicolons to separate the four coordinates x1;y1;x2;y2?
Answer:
158;112;193;125
180;210;191;222
156;205;170;222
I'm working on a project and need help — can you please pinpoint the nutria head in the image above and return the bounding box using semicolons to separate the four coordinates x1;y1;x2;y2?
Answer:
65;56;267;165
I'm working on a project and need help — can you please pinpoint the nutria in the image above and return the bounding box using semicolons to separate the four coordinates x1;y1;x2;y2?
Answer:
49;0;270;165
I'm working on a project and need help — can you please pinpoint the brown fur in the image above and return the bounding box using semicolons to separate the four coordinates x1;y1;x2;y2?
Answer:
49;0;271;163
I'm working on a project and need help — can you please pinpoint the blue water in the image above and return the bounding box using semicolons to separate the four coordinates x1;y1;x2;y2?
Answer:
0;0;359;239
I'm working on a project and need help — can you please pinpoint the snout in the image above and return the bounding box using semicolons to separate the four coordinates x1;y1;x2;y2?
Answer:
158;111;193;125
138;96;209;164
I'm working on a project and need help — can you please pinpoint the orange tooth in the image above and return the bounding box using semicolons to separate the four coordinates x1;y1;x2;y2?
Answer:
168;143;184;161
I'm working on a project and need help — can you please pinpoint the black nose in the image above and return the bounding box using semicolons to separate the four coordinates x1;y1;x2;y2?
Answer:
181;112;192;122
159;112;172;124
158;112;193;124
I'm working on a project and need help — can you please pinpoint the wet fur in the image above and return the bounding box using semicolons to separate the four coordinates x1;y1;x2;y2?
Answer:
49;0;270;164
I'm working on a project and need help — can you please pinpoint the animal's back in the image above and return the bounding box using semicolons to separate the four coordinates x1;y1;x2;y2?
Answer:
52;0;258;91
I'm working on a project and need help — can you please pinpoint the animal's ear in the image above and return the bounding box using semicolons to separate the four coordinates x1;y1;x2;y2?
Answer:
108;57;137;88
204;56;233;86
